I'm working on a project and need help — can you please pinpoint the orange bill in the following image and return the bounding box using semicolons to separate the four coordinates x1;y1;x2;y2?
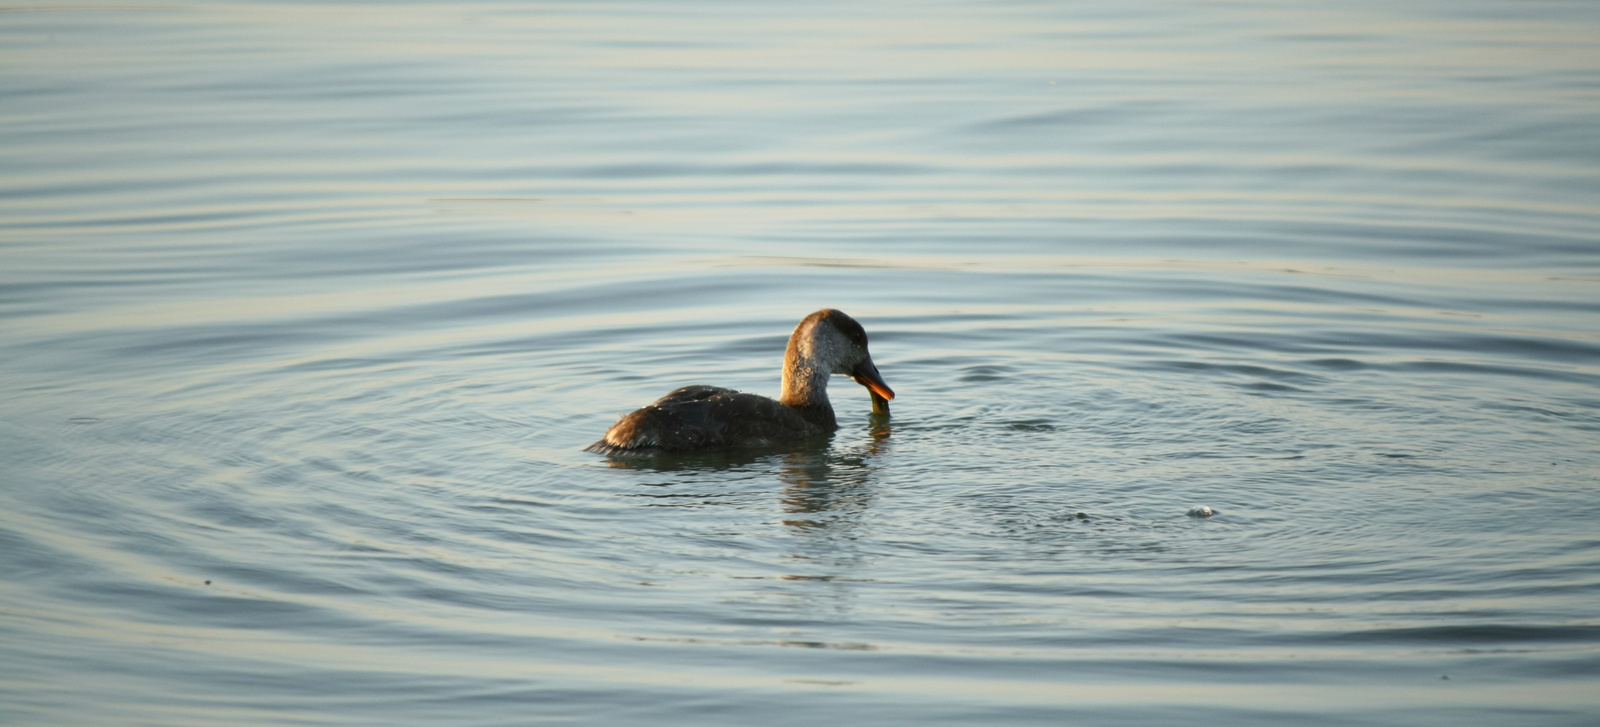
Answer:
851;360;895;401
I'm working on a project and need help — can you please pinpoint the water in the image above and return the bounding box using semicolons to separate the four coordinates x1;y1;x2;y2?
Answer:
3;1;1600;724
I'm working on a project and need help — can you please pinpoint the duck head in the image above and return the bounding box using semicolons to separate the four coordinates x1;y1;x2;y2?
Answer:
779;309;894;407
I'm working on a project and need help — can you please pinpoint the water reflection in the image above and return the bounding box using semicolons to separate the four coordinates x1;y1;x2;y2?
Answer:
778;452;868;529
597;421;893;620
593;433;833;472
780;416;890;529
771;425;890;621
596;416;893;537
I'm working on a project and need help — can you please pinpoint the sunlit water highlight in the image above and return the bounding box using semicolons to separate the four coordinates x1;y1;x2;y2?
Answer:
3;1;1599;725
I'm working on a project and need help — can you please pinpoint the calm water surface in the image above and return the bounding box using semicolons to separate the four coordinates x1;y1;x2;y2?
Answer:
3;1;1600;724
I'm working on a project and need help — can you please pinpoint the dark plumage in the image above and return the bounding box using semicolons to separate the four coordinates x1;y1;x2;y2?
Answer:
586;309;894;455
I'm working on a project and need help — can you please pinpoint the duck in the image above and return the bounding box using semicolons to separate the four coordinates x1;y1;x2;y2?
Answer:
585;309;894;454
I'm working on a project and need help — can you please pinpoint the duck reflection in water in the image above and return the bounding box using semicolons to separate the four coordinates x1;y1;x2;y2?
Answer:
778;431;888;533
602;406;893;621
599;392;893;537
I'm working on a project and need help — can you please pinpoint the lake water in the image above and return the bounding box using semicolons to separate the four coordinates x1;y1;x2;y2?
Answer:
3;1;1599;724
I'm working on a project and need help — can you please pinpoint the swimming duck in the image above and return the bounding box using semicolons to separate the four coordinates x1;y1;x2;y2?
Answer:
585;309;894;454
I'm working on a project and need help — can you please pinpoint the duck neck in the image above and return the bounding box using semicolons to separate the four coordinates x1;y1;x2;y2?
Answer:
779;349;837;429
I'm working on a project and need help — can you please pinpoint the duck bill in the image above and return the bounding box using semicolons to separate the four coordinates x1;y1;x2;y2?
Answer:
850;360;895;401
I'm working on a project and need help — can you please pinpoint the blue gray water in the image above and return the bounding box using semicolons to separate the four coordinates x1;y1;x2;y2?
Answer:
3;1;1599;724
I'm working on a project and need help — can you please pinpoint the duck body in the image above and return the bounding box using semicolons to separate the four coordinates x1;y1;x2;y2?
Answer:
586;309;893;455
585;385;827;454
